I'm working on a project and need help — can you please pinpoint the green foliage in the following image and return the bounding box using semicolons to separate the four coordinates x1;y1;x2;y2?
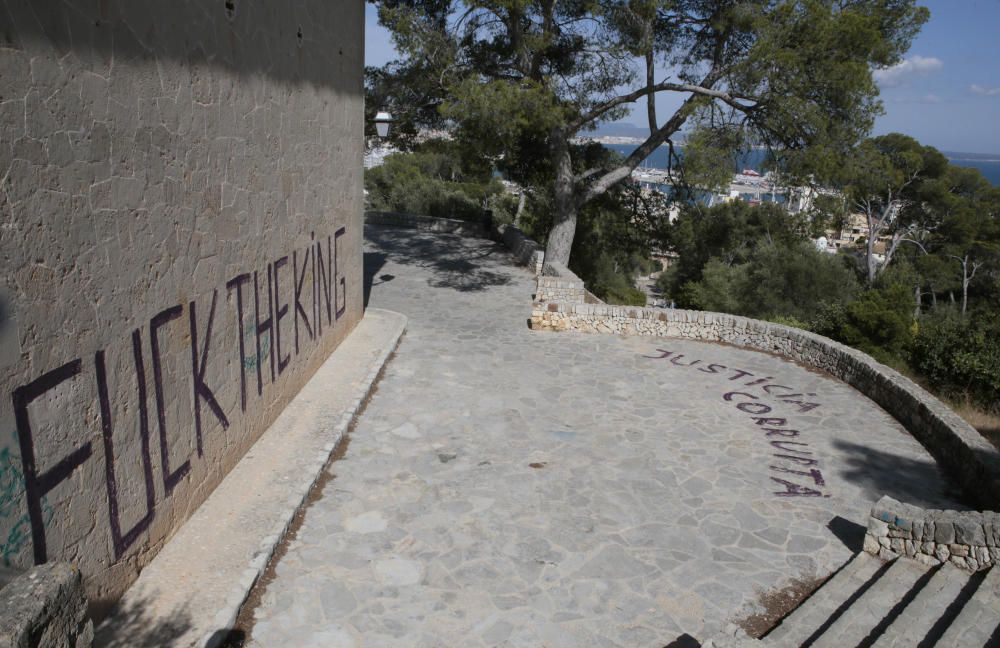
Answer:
371;0;930;263
909;315;1000;414
677;242;859;321
810;283;915;365
657;201;811;298
566;181;665;305
681;258;745;314
365;142;504;221
586;254;649;306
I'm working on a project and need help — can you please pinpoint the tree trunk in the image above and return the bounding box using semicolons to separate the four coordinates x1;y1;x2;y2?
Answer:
914;284;922;319
545;129;577;267
514;191;526;227
866;231;878;285
962;272;969;316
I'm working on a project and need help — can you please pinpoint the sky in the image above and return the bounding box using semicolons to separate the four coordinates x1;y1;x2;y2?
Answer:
365;1;1000;155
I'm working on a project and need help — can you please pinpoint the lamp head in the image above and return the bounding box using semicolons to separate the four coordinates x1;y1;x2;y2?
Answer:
374;111;393;138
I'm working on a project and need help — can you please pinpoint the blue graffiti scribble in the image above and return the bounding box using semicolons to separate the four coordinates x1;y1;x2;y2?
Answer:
242;316;269;370
0;437;54;566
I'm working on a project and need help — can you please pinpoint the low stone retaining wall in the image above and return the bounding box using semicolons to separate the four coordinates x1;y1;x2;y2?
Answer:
0;563;93;648
865;496;999;571
364;210;487;237
535;263;586;303
496;224;544;275
529;303;1000;510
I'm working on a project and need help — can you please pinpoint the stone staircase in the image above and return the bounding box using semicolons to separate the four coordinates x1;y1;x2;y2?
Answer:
706;552;1000;647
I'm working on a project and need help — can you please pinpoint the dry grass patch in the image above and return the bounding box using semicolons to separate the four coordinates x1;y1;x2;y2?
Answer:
952;401;1000;452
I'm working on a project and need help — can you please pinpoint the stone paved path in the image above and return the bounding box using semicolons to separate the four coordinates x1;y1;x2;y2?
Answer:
246;226;964;647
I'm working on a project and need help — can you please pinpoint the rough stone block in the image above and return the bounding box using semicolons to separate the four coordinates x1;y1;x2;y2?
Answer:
954;520;986;546
949;543;969;558
863;534;880;555
934;521;955;545
0;563;93;648
914;553;940;567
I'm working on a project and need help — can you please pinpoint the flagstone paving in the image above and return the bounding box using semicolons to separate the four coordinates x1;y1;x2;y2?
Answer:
246;225;964;647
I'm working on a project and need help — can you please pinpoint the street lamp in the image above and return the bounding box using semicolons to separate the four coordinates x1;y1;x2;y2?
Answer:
374;111;393;139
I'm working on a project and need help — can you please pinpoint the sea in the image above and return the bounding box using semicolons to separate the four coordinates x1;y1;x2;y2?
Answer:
603;143;1000;186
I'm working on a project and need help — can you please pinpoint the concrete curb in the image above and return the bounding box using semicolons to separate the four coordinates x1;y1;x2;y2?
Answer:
94;308;407;648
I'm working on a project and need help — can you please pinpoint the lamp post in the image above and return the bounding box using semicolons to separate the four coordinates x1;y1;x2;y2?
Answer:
374;111;393;139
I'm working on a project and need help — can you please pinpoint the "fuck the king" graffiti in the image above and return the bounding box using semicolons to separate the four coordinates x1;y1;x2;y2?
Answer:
9;228;350;566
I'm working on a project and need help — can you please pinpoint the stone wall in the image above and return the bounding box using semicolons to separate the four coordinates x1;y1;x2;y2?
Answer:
529;303;1000;510
0;1;364;602
497;224;544;275
0;563;93;648
865;496;999;572
535;263;586;304
365;210;486;237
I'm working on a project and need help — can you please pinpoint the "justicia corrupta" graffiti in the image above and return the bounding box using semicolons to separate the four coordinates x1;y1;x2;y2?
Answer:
644;348;829;498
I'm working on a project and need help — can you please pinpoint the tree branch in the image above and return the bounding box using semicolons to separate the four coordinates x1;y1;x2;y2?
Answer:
575;68;727;206
568;80;755;132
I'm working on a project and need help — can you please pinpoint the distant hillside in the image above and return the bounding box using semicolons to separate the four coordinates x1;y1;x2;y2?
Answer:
584;122;667;140
942;151;1000;163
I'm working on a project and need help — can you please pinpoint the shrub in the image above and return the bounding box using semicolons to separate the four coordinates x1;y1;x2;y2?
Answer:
909;315;1000;414
365;145;504;222
806;284;915;366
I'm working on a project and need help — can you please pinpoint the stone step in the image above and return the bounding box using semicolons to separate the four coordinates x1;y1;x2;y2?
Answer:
762;552;884;646
935;565;1000;647
810;557;932;648
870;562;970;648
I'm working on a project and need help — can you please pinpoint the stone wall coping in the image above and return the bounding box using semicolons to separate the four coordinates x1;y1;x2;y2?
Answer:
530;302;1000;510
496;224;545;275
0;563;93;648
864;495;1000;571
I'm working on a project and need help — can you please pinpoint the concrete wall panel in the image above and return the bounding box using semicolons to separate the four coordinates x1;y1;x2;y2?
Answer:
0;0;364;602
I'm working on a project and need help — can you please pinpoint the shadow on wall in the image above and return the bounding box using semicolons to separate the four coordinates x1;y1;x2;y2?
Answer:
92;592;192;648
831;439;970;510
365;225;514;293
1;0;359;91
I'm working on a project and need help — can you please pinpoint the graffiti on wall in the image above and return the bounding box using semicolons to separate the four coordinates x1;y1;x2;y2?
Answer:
7;227;351;566
644;348;829;498
0;435;54;566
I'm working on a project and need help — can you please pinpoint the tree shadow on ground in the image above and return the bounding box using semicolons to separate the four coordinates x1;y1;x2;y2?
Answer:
830;439;970;509
662;633;701;647
364;224;515;293
92;592;193;648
